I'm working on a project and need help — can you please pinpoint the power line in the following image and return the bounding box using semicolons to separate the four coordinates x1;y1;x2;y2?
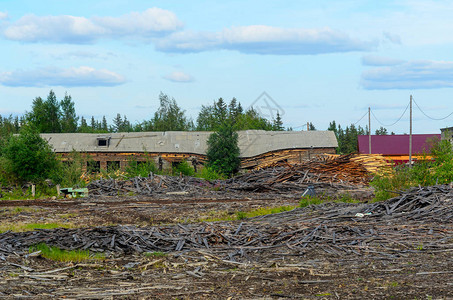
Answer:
353;111;369;126
413;98;453;121
371;101;410;127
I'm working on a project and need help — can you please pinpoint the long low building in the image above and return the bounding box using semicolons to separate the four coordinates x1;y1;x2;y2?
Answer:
41;130;338;171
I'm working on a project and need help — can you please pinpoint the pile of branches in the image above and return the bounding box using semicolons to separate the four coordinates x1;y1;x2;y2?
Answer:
2;185;452;261
86;154;373;196
86;174;217;197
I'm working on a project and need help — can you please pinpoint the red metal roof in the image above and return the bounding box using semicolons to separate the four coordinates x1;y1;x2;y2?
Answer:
358;134;441;155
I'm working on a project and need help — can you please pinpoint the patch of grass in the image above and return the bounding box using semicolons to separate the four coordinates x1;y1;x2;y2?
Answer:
0;222;75;233
237;206;295;219
0;207;39;216
315;293;332;296
29;243;104;262
299;196;324;207
197;205;296;222
144;251;167;257
300;194;361;207
56;213;78;219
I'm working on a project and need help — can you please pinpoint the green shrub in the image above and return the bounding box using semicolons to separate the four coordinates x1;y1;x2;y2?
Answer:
0;127;59;185
52;151;86;187
371;139;453;201
195;166;225;181
125;157;160;178
172;160;195;177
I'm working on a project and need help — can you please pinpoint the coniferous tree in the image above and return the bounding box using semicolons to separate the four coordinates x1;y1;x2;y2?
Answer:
375;126;388;135
206;120;240;177
273;111;284;131
60;93;78;133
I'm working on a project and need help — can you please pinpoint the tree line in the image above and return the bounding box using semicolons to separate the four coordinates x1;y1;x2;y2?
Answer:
0;91;287;136
0;90;393;155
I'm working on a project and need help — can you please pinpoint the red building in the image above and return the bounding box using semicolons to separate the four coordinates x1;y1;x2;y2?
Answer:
358;134;441;165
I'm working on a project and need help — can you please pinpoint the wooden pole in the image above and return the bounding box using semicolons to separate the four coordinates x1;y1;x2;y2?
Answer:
409;95;413;168
31;185;35;197
368;107;371;154
307;122;309;131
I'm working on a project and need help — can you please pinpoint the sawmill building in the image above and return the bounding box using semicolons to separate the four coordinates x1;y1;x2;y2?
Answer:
41;130;338;172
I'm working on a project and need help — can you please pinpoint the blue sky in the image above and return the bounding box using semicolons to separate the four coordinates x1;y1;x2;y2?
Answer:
1;0;453;133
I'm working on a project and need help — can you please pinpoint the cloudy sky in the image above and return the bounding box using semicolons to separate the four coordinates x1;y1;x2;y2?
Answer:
1;0;453;133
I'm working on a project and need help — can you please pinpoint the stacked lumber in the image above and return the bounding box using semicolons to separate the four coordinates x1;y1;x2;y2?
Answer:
350;154;392;175
241;151;295;169
316;153;392;175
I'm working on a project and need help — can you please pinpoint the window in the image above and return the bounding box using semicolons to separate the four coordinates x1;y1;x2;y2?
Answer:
87;161;101;174
98;139;107;146
97;136;110;147
107;161;120;172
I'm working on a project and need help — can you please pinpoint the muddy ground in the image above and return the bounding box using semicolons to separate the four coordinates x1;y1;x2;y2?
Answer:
0;193;452;299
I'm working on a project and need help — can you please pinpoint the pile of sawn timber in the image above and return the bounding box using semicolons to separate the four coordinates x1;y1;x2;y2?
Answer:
86;154;381;196
1;185;452;261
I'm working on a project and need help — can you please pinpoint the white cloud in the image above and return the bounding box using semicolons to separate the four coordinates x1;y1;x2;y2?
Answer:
0;66;126;87
0;11;8;20
156;25;376;55
93;8;183;37
383;31;401;44
2;8;183;43
361;60;453;90
51;50;116;60
362;55;405;66
163;71;194;82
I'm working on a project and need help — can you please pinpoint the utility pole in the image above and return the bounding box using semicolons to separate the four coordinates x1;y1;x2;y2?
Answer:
409;95;413;168
368;107;371;154
307;122;309;131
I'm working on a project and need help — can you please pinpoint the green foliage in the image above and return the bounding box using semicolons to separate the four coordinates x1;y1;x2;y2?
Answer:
370;168;414;201
236;206;295;219
328;120;369;154
206;121;240;177
195;166;225;181
199;205;296;222
371;139;453;201
429;139;453;183
0;127;59;184
29;243;104;262
196;97;275;131
26;90;62;133
125;157;160;178
299;196;324;207
144;251;167;257
272;111;284;131
0;222;74;233
172;160;195;176
375;126;388;135
60;93;79;133
145;92;193;131
56;152;86;187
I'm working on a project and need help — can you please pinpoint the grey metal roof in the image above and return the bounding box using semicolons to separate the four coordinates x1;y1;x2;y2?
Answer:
41;130;338;158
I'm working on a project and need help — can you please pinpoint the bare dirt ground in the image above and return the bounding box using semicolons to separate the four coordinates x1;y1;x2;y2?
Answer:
1;192;452;299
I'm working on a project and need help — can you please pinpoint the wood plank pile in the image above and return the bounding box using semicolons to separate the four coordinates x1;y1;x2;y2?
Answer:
227;154;373;193
1;185;452;261
85;154;382;196
241;151;295;170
